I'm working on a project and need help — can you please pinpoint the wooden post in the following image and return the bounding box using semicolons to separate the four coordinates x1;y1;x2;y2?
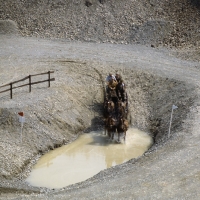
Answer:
10;83;12;99
29;75;31;92
48;71;50;87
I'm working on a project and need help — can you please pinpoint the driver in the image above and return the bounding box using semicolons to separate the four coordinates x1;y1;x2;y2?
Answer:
106;73;116;85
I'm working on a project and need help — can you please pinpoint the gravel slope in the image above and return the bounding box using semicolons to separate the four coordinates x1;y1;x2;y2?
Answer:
1;0;200;48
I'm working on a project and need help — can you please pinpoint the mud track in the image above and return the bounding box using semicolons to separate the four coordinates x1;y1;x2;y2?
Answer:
0;34;200;199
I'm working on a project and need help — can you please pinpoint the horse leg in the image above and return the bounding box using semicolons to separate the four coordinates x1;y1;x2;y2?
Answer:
118;132;120;143
108;129;111;139
111;127;116;140
111;131;114;140
124;131;126;142
104;127;107;135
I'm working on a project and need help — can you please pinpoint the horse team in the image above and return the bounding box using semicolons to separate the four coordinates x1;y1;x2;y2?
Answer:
104;73;129;142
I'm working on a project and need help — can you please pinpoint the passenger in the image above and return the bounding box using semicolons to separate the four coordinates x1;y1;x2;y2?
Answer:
115;73;122;82
105;73;116;85
119;79;125;88
116;79;126;101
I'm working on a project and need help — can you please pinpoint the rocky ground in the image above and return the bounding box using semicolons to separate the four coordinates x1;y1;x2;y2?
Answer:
0;0;200;47
0;0;200;199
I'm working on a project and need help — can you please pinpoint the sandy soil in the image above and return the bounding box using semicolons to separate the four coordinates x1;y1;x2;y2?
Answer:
0;32;200;199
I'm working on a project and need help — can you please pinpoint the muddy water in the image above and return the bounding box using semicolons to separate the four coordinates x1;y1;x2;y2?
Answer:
26;128;152;189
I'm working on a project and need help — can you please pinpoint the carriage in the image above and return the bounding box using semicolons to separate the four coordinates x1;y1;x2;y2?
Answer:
103;77;129;142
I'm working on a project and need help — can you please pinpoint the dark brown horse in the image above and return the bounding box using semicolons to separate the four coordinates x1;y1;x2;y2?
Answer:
104;99;115;118
116;117;129;142
105;115;129;142
117;100;126;118
104;115;118;139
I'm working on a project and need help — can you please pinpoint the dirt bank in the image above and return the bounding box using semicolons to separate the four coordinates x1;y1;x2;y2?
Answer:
1;0;200;48
0;34;200;199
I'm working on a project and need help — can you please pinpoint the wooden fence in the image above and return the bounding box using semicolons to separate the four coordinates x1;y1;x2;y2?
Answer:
0;71;55;99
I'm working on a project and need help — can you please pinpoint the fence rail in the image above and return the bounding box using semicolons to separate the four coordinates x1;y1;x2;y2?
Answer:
0;71;55;99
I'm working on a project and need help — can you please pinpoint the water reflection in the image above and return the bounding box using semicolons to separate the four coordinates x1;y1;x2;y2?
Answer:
26;128;152;189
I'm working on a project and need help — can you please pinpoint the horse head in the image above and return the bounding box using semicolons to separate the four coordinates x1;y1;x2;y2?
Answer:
107;101;115;112
117;101;125;116
118;100;125;108
106;115;116;128
118;117;129;131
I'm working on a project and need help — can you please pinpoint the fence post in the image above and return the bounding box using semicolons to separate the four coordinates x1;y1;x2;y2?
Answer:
48;71;50;87
29;75;31;92
10;83;12;99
